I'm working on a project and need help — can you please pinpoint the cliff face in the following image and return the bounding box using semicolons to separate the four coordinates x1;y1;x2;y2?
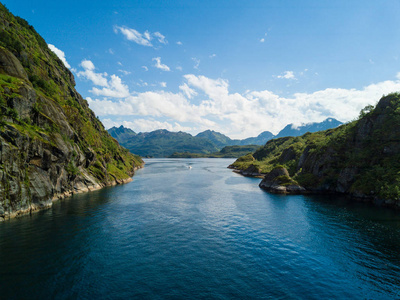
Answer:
0;4;143;220
230;93;400;207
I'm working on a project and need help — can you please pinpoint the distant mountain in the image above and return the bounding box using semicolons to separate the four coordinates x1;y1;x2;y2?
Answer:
108;125;136;141
274;118;342;139
196;130;234;148
108;118;342;157
108;128;218;157
239;131;275;145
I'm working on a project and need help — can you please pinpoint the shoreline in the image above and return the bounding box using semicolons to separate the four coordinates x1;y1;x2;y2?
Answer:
0;165;144;222
229;166;400;211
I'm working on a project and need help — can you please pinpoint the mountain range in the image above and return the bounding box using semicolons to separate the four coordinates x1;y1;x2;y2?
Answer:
108;118;342;157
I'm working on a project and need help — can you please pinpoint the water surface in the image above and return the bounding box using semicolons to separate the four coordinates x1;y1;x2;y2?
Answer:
1;158;400;299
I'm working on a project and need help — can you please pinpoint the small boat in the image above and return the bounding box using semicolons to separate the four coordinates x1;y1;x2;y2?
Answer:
188;166;192;169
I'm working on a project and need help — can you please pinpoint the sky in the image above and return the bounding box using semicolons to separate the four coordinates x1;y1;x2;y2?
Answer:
3;0;400;138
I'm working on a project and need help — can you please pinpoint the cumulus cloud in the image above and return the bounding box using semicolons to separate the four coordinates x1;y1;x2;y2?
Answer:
179;83;197;99
91;75;130;98
153;57;170;71
48;44;71;68
160;82;167;88
277;71;296;79
177;41;183;45
77;60;129;98
77;60;108;86
80;62;400;138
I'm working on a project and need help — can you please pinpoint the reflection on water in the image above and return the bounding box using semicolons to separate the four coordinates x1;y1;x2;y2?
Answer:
1;158;400;299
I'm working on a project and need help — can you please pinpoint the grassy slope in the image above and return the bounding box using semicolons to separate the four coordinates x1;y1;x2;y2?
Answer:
0;3;142;182
230;93;400;201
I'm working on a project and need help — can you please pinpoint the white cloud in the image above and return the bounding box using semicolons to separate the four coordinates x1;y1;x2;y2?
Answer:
154;32;167;44
142;66;148;71
91;74;130;98
209;54;217;58
192;57;200;70
179;83;197;99
82;62;400;139
77;60;108;86
259;32;267;43
277;71;296;80
103;118;193;133
114;26;168;48
114;26;153;47
119;70;131;75
160;82;167;88
77;60;129;98
176;66;183;71
177;41;183;45
48;44;71;69
153;57;170;71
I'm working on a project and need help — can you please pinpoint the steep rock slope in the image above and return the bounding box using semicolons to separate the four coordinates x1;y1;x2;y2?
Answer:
0;4;143;220
230;94;400;207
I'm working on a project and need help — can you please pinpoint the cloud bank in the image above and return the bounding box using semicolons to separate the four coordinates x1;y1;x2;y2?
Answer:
83;66;400;137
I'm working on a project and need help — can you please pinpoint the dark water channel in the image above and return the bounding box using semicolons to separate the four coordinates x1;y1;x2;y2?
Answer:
1;158;400;299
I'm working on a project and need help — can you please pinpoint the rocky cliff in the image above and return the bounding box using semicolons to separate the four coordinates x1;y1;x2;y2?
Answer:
230;93;400;208
0;4;143;220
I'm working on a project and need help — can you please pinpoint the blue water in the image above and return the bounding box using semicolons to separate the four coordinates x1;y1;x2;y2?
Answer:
1;158;400;299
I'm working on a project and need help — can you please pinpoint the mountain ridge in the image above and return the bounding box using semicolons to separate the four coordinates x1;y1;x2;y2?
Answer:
109;118;342;157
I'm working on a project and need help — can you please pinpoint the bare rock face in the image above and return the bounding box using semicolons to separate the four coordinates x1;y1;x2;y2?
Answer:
241;164;262;177
0;47;28;81
259;167;306;194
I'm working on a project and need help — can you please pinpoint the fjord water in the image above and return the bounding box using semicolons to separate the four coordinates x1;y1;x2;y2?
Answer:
1;159;400;299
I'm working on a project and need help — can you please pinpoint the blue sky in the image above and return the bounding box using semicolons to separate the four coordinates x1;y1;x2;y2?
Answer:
4;0;400;138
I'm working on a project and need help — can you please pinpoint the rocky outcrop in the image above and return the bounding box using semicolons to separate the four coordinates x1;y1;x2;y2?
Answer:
239;164;263;177
0;5;143;220
0;47;29;81
259;167;306;194
231;93;400;208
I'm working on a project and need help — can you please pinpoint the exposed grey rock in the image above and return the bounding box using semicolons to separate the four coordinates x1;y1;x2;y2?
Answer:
259;167;306;194
0;47;29;81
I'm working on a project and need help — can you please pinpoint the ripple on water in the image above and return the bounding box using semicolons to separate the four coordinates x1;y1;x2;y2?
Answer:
1;159;400;299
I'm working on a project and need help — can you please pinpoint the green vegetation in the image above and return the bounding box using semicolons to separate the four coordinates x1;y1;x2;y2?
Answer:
0;2;143;190
108;127;220;157
231;93;400;202
109;118;342;158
